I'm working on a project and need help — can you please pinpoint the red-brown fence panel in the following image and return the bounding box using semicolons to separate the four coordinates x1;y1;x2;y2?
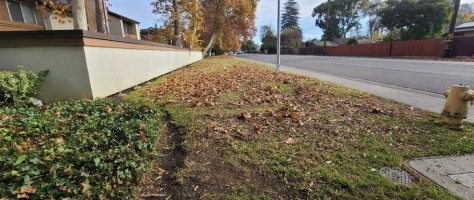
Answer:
298;47;324;55
391;38;446;57
281;48;298;55
326;42;391;57
451;37;474;57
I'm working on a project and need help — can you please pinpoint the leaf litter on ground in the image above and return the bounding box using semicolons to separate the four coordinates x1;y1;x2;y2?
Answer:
131;56;474;199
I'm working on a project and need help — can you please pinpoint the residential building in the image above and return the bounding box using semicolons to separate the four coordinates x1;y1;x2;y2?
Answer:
108;11;140;39
0;0;140;39
454;22;474;37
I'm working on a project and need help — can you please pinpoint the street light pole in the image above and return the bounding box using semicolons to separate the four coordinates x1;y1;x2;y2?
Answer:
276;0;281;71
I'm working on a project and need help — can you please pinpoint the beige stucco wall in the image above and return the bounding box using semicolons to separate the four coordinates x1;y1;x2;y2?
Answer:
84;46;202;98
0;46;93;102
0;44;202;102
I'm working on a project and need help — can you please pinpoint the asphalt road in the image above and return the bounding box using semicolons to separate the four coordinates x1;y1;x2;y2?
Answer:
238;54;474;95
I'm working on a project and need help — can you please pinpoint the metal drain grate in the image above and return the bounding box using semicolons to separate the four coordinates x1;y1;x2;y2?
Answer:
380;167;418;185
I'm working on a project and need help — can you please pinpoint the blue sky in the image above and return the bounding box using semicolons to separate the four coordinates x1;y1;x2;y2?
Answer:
109;0;474;44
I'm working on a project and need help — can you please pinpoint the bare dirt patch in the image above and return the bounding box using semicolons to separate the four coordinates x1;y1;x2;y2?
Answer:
139;112;189;199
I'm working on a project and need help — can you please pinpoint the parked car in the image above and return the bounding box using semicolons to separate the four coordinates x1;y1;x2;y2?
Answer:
227;51;234;55
236;50;243;55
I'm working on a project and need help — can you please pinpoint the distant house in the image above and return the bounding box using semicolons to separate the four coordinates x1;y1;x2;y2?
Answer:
140;27;158;41
453;22;474;37
108;11;140;40
332;38;349;46
0;0;140;39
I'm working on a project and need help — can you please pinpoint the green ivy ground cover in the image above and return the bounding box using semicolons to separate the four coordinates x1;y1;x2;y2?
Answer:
0;99;162;199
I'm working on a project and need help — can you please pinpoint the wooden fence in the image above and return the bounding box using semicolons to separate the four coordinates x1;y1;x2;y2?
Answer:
326;42;391;57
390;39;446;57
451;36;474;57
281;38;456;58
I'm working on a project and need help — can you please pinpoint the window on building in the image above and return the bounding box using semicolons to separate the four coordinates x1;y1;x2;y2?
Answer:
6;0;37;24
123;21;134;35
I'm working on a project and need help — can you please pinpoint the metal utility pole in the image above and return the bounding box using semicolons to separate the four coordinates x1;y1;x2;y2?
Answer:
276;0;281;71
323;0;330;55
443;0;461;57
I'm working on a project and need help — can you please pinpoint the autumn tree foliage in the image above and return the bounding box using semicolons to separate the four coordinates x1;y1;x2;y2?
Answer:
152;0;258;55
35;0;71;24
36;0;108;32
151;0;203;48
457;3;474;24
202;0;258;55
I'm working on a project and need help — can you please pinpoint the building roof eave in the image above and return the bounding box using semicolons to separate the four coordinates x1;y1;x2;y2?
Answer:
108;11;140;24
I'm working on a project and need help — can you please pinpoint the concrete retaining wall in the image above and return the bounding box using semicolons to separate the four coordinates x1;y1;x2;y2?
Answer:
84;46;202;99
0;30;203;102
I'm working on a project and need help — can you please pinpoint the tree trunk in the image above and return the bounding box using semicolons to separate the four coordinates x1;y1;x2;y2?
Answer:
172;0;182;47
71;0;88;30
190;1;198;50
203;32;216;57
95;0;106;33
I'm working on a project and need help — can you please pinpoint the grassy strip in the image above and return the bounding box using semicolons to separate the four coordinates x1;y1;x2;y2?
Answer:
129;56;474;199
0;99;162;199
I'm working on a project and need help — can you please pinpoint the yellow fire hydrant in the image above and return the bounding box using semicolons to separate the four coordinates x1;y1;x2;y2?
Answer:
442;84;474;128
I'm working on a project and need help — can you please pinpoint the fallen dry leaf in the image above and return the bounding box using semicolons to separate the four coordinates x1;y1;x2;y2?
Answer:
78;114;88;119
1;114;11;120
80;182;90;193
115;108;124;114
276;113;284;120
158;168;166;175
20;186;37;194
207;124;217;132
58;118;68;124
255;124;262;132
285;137;296;145
241;112;252;120
53;110;61;117
290;112;299;119
140;131;147;142
17;193;29;199
106;106;113;113
56;137;64;145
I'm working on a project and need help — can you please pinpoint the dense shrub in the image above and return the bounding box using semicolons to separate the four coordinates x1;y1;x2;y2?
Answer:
0;99;161;199
0;66;48;106
347;38;358;45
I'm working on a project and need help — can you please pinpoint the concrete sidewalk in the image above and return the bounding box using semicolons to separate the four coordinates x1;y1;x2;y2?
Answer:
409;154;474;199
239;58;474;123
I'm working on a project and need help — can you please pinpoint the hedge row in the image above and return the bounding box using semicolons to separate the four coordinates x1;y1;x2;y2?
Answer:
0;99;161;199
